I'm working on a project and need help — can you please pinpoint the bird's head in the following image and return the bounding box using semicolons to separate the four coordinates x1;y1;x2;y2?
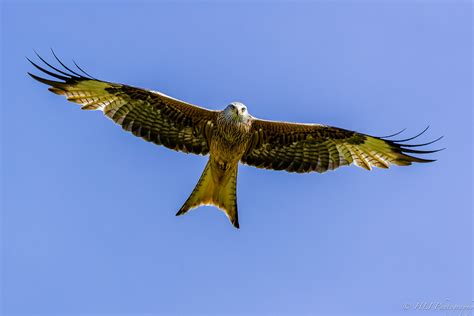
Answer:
223;102;250;123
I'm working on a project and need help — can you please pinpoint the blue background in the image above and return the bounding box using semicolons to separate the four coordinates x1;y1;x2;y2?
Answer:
1;1;472;315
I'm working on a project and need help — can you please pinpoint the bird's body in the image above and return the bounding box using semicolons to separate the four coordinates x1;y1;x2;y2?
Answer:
28;53;442;228
178;103;253;227
213;103;252;169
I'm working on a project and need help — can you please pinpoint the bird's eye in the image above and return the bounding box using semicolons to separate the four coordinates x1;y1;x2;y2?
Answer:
241;107;246;112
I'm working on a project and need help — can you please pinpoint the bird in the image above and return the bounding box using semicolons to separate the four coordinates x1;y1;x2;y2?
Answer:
28;52;442;229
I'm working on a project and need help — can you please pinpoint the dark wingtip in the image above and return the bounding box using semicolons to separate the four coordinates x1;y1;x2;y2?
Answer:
380;126;444;164
27;56;71;81
399;135;444;147
72;59;96;79
28;71;63;86
422;159;437;163
391;125;430;142
33;49;77;78
399;147;444;154
379;128;407;139
28;49;100;87
50;48;86;78
26;56;35;65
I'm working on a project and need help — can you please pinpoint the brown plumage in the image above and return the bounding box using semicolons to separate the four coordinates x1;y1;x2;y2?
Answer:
28;52;442;228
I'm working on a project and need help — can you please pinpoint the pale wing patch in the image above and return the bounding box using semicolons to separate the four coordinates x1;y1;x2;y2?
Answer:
48;81;116;111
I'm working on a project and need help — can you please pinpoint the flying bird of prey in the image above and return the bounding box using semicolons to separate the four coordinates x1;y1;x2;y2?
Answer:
28;52;442;228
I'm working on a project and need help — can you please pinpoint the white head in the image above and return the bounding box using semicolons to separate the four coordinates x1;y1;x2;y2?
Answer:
223;102;251;123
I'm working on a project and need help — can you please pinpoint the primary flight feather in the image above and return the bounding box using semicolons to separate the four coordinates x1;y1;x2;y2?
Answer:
28;52;442;228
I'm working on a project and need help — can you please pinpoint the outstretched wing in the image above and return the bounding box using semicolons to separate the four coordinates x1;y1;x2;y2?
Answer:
241;118;442;173
28;53;217;155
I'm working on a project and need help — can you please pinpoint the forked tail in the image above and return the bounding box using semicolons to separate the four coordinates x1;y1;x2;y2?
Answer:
176;160;239;228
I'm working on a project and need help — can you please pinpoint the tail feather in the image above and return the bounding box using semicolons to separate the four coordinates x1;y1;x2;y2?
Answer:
176;160;239;228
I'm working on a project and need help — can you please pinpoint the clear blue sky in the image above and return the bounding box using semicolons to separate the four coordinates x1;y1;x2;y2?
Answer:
1;1;472;315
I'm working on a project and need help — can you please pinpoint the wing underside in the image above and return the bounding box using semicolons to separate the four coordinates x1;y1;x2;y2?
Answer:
28;51;217;155
241;119;442;173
